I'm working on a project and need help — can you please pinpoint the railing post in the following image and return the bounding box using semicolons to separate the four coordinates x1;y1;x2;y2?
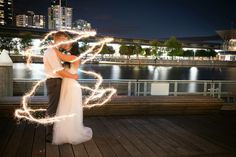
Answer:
44;82;47;96
134;82;137;96
203;82;207;96
137;83;140;96
128;81;131;96
144;82;147;96
212;83;215;97
174;82;178;96
218;82;222;99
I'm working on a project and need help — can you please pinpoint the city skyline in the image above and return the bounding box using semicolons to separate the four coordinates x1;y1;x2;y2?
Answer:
12;0;236;39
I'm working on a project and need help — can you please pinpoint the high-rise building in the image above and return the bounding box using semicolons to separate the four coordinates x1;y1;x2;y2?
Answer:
72;19;92;31
51;0;67;7
16;14;28;27
48;0;72;30
16;11;45;28
33;15;45;28
0;0;13;26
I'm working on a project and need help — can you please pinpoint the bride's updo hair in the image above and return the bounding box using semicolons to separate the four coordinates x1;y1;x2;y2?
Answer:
69;42;80;56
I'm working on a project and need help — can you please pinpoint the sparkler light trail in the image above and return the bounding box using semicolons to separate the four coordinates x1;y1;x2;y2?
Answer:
14;29;117;124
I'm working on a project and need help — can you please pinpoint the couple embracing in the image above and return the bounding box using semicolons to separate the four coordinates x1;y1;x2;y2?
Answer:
43;31;92;145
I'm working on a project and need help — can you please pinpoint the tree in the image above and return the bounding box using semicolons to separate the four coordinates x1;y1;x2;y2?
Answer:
207;49;217;58
195;49;217;59
165;36;183;59
195;49;207;57
119;45;135;60
150;40;162;58
183;50;194;59
133;44;142;64
79;40;89;53
143;48;152;57
0;37;17;54
20;32;33;52
40;35;53;55
100;44;115;58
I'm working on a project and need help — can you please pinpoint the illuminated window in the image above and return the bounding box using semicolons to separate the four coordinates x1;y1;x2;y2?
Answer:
228;39;236;51
0;19;4;25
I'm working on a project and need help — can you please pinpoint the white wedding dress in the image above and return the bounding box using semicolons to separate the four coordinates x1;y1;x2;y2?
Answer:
52;65;93;145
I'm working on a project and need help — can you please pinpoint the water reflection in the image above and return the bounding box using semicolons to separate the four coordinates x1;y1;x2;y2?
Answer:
111;65;120;80
188;67;198;93
13;63;236;80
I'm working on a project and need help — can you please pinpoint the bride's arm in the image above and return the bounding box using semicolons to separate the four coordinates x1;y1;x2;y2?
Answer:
73;59;81;69
53;47;77;62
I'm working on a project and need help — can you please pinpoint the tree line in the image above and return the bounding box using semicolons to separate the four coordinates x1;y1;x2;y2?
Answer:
117;37;217;59
0;32;33;55
0;35;217;59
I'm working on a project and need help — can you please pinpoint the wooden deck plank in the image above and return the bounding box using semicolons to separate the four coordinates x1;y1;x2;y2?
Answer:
99;117;133;157
119;117;169;157
105;117;157;157
0;115;236;157
46;143;60;157
32;125;46;157
131;117;186;155
0;118;15;156
0;119;16;156
83;137;103;157
16;123;36;157
182;115;236;151
149;117;224;153
59;144;74;157
165;115;236;153
85;118;117;157
97;117;142;157
72;144;89;157
1;121;26;157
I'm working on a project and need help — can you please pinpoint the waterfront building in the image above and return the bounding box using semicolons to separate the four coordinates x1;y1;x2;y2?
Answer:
72;19;92;31
0;0;13;26
48;0;72;30
216;29;236;61
16;11;45;28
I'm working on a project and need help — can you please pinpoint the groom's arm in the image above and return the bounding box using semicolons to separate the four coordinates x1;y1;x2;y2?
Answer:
53;48;78;62
55;69;79;80
45;48;78;80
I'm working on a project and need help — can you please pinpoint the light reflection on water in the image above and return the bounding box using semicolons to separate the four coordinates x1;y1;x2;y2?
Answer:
188;67;198;92
13;63;236;81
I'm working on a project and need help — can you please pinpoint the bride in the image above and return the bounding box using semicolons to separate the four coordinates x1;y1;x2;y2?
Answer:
52;40;93;145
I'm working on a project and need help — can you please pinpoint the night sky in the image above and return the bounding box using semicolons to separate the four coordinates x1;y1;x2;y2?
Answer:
14;0;236;39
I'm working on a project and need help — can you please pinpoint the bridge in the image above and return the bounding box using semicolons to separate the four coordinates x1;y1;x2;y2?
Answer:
0;26;222;49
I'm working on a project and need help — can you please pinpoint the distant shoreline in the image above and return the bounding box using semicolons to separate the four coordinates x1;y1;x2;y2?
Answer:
10;55;236;67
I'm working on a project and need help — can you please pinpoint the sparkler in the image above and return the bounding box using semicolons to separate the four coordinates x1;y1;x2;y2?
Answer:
14;29;117;124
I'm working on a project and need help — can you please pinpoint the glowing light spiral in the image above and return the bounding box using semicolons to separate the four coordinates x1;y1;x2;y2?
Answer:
14;29;117;124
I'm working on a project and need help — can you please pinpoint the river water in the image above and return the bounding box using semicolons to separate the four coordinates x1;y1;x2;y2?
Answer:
13;63;236;80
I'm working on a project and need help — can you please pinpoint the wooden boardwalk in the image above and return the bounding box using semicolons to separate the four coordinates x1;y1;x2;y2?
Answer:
0;96;224;116
0;114;236;157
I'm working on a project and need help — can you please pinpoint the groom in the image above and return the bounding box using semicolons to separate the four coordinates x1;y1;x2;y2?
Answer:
43;31;78;143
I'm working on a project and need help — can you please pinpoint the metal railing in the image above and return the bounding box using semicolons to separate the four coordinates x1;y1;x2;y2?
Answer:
13;79;236;102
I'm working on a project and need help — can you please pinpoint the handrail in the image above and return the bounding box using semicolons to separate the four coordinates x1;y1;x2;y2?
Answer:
12;78;236;83
12;79;236;103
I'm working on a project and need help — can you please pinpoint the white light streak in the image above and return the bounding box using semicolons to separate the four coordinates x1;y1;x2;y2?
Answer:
15;29;116;124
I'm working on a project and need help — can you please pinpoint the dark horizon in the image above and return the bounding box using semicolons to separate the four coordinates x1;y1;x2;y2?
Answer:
14;0;236;40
